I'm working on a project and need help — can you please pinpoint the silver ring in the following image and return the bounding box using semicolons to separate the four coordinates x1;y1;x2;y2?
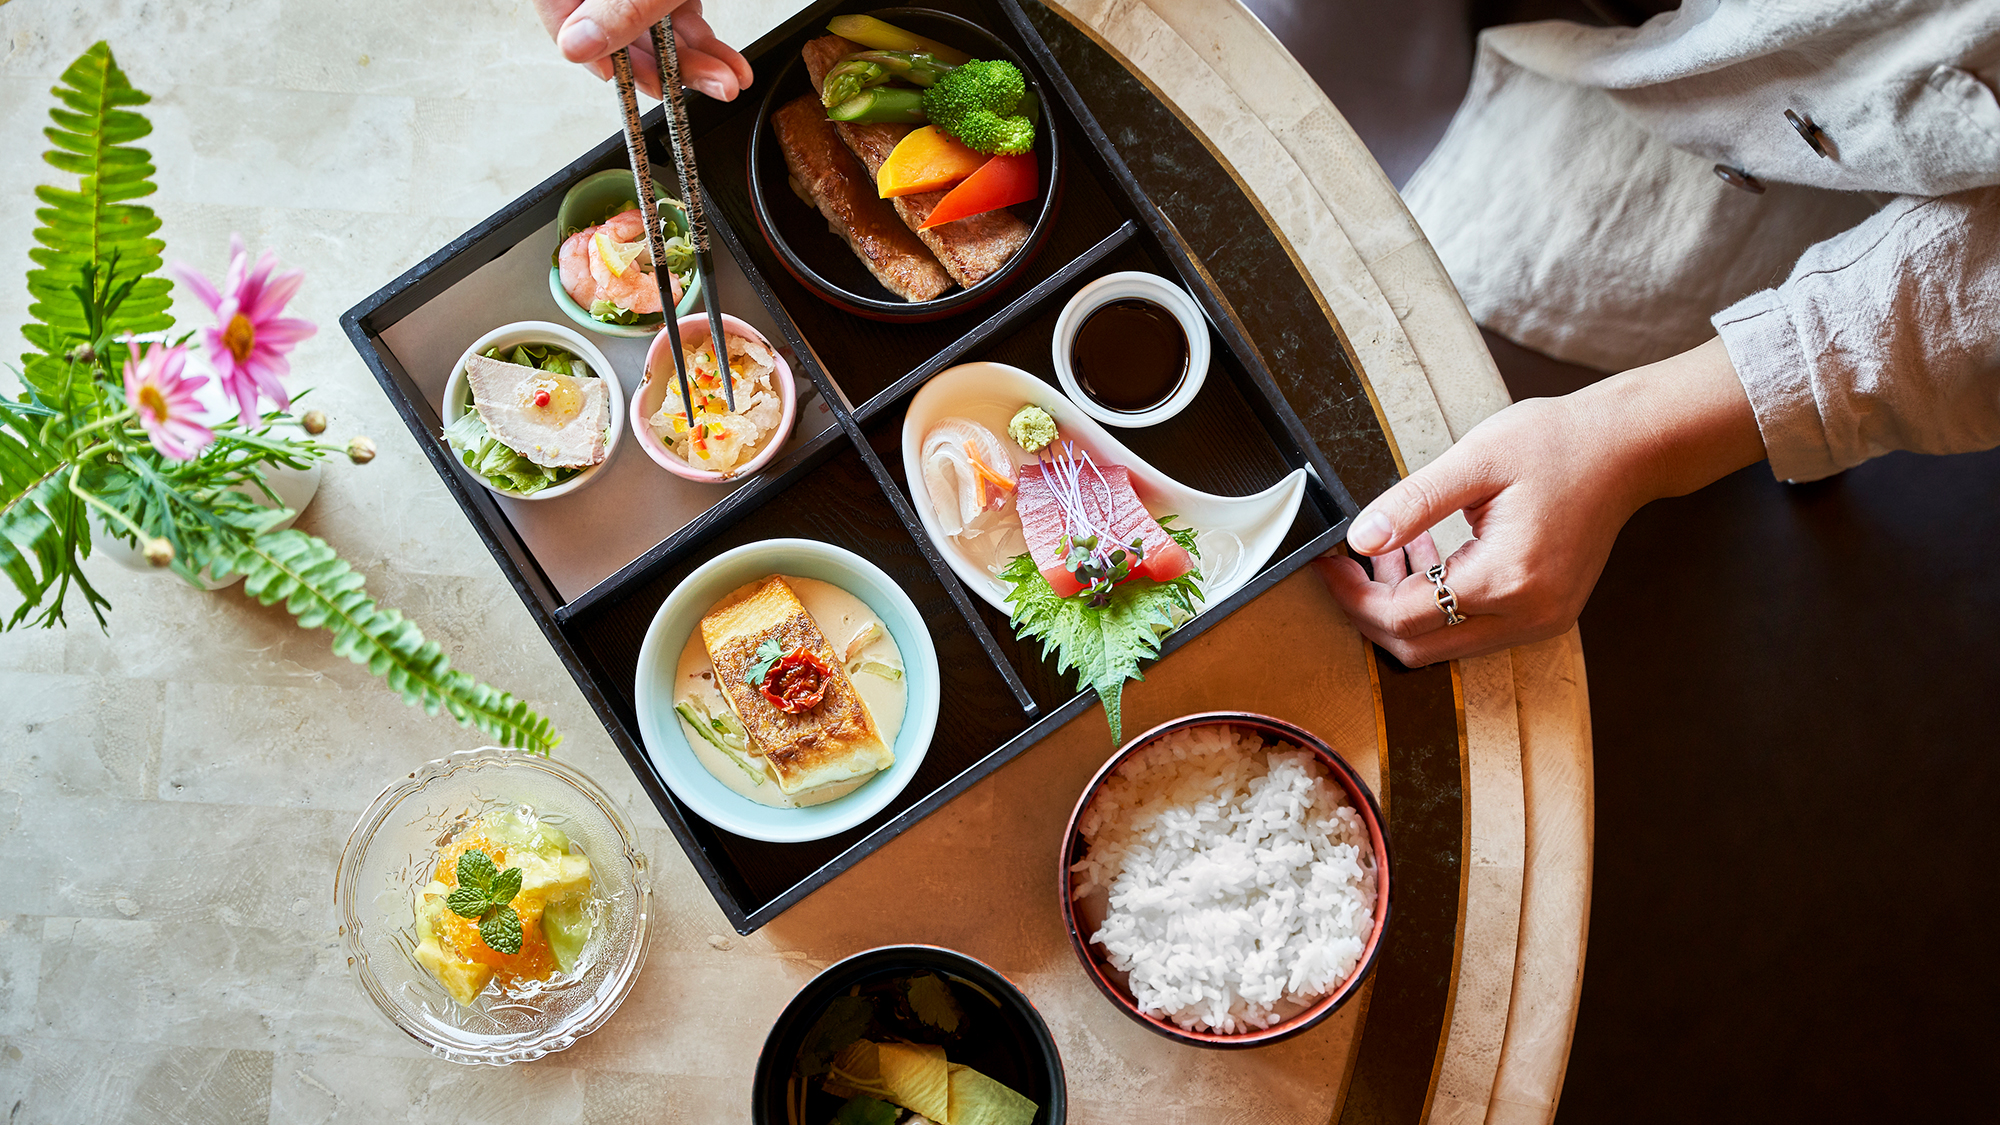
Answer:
1426;564;1467;626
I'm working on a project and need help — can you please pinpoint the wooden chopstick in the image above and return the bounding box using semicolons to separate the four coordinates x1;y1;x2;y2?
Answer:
647;16;737;412
608;47;699;431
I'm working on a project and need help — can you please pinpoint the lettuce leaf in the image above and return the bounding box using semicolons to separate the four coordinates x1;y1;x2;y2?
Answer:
998;520;1201;743
441;410;578;496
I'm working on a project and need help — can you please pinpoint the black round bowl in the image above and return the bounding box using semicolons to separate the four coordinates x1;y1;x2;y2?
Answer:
748;7;1064;322
753;945;1067;1124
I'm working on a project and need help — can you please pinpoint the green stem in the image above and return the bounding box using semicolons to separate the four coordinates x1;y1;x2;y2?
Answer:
65;405;137;449
68;465;146;541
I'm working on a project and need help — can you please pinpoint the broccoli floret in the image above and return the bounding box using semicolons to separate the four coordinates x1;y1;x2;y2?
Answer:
921;59;1035;155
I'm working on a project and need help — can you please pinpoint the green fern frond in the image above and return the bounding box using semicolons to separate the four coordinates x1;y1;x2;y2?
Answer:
0;386;107;629
22;41;171;399
220;529;561;752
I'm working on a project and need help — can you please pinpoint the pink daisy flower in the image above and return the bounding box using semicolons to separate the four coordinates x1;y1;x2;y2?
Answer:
170;235;317;426
123;340;214;461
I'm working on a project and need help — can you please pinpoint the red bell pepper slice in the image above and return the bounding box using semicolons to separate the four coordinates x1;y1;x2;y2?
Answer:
919;152;1038;229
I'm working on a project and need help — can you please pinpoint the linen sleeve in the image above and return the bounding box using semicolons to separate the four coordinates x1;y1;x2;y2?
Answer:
1710;186;2000;482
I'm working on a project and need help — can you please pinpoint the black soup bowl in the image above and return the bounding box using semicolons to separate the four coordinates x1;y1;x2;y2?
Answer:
753;945;1067;1124
748;6;1064;322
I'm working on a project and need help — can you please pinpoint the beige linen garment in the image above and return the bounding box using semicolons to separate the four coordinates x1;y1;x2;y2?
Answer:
1403;0;2000;481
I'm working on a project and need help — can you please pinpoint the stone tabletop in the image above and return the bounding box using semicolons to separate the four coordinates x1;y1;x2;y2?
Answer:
0;1;1591;1122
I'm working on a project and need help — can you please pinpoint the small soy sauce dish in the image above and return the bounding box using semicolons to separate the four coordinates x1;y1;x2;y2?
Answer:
753;945;1066;1124
1051;270;1210;428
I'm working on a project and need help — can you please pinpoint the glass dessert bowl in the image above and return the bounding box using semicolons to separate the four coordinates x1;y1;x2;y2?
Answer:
336;747;652;1065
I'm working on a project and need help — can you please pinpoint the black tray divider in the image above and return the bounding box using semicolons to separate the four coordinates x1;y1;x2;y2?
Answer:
700;180;1043;716
555;425;848;625
851;219;1138;424
996;0;1362;522
739;486;1350;927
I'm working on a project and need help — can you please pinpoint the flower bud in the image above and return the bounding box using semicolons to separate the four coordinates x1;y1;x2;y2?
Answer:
346;436;377;464
68;344;98;365
301;409;328;435
143;537;174;567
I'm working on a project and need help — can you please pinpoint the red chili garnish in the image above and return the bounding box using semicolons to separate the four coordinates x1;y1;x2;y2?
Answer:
759;648;832;713
533;389;551;407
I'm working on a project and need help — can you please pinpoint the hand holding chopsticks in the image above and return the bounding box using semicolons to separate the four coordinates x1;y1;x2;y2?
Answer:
541;0;753;101
603;11;744;434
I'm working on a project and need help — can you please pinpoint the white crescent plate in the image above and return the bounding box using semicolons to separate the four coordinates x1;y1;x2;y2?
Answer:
899;362;1308;614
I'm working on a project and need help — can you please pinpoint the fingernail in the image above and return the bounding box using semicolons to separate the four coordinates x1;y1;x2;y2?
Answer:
1348;510;1393;554
694;76;729;100
558;17;607;61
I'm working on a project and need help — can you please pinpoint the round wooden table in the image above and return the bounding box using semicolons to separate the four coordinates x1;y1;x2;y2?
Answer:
0;1;1591;1121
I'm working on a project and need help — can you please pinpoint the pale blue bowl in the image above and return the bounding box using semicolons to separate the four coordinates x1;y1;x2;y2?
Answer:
633;539;941;843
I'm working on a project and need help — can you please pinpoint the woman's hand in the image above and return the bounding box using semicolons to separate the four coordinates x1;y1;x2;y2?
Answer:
534;0;755;101
1314;337;1767;667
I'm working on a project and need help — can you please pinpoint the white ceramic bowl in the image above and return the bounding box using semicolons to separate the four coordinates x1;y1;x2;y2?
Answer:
441;321;625;501
632;538;940;843
1051;271;1210;428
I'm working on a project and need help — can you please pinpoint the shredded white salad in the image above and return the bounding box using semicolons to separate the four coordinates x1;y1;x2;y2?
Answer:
646;332;783;472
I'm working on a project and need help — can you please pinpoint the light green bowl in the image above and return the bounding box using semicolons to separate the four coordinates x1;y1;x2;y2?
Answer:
632;539;941;844
549;169;702;338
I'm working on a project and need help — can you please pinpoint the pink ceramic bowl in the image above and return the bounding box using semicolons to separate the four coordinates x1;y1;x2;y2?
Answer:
1059;711;1392;1049
631;313;796;482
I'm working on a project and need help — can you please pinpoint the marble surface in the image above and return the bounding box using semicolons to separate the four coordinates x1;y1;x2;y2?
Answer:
0;1;1592;1122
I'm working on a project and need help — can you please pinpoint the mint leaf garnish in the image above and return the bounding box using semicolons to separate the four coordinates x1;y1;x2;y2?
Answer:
445;846;525;954
745;636;786;686
488;866;523;906
457;848;498;891
479;904;523;955
446;884;492;920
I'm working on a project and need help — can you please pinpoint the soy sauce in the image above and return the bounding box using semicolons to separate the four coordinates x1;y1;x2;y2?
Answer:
1072;298;1188;413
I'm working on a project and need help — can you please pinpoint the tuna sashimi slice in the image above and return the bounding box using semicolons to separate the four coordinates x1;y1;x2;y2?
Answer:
1016;461;1192;598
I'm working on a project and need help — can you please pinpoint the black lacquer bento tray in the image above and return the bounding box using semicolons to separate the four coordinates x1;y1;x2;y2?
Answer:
343;0;1362;933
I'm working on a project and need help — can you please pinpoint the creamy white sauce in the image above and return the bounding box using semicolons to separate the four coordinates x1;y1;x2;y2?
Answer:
674;575;906;808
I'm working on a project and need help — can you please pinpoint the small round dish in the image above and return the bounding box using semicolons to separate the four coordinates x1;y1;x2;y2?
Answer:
1059;711;1391;1049
441;320;625;501
752;945;1067;1124
335;747;653;1066
631;313;798;482
549;168;702;338
747;7;1063;322
632;538;940;843
1051;271;1210;428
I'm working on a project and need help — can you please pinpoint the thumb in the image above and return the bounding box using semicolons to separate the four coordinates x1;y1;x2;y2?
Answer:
1346;445;1500;556
559;0;684;64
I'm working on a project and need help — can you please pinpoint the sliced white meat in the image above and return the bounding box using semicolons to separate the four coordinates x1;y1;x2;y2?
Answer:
464;354;608;469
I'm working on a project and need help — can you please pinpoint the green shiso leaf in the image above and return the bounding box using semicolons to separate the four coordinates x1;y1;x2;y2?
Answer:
999;518;1202;744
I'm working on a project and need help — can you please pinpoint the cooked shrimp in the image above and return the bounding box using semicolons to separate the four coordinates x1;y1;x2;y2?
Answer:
601;207;647;242
558;227;599;307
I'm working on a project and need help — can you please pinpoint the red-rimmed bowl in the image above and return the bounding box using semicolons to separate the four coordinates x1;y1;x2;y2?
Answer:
631;313;797;482
1059;711;1391;1048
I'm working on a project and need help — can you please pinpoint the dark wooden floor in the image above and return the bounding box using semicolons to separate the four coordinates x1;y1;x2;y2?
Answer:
1241;2;2000;1119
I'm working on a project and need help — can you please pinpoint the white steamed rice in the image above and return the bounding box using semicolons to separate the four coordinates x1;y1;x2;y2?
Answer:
1070;723;1377;1034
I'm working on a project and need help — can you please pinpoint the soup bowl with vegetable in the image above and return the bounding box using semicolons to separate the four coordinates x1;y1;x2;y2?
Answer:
753;945;1066;1124
441;321;625;501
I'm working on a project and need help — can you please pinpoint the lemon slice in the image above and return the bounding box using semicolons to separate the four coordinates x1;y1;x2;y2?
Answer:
591;232;646;277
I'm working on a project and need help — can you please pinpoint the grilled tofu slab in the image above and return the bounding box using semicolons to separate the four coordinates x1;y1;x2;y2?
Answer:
700;576;894;797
